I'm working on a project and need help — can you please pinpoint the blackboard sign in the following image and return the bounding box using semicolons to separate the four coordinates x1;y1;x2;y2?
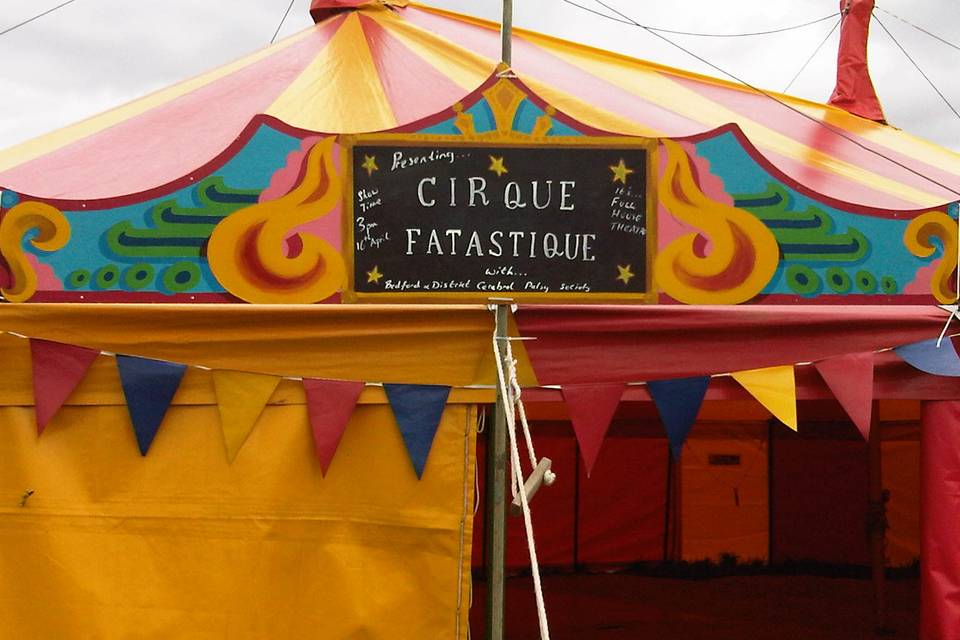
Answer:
343;137;655;302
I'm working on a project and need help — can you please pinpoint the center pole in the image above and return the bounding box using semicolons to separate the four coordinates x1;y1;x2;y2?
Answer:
485;302;510;640
500;0;513;67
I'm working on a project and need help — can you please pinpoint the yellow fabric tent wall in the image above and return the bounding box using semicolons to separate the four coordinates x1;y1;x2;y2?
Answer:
0;306;490;638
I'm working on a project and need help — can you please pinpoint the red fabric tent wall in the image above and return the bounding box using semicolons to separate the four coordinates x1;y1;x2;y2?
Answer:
577;423;669;567
921;402;960;640
509;306;956;636
473;422;668;571
771;422;870;565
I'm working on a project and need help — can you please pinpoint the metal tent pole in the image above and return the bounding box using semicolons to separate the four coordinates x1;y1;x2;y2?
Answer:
500;0;513;66
486;1;513;632
485;303;510;640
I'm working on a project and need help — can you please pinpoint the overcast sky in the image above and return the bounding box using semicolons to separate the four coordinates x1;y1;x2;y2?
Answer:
0;0;958;153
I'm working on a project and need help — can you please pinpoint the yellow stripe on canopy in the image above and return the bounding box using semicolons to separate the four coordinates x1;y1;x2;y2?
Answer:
731;366;798;430
267;13;397;133
792;101;960;180
529;36;945;206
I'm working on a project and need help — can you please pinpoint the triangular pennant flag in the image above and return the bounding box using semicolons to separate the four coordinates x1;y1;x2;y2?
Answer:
732;365;798;430
29;338;100;434
212;370;281;462
303;378;364;475
116;355;187;455
647;376;710;459
561;383;626;477
815;353;874;441
895;338;960;377
383;384;451;479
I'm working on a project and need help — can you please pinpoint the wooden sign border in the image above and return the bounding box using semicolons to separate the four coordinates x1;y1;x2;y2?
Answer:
340;133;658;304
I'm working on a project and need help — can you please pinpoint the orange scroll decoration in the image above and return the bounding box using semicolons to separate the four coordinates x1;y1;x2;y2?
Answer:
654;139;779;304
904;211;959;304
208;137;346;304
0;201;70;303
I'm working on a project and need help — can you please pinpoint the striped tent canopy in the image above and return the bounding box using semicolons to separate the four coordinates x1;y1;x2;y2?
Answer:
0;1;958;210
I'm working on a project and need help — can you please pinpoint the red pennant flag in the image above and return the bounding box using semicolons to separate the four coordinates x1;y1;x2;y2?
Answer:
29;338;100;434
561;383;626;477
814;352;875;440
303;379;364;475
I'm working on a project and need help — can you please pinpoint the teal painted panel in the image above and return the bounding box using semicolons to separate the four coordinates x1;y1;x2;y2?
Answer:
19;124;303;295
694;132;955;299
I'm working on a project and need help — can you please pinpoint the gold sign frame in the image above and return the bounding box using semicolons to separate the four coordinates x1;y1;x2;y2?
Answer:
340;132;658;304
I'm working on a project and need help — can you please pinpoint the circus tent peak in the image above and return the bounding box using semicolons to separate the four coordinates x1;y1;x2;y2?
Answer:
0;2;958;209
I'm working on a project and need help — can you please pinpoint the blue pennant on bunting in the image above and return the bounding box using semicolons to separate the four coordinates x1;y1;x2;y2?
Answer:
894;338;960;377
116;355;188;455
384;383;451;479
647;376;711;459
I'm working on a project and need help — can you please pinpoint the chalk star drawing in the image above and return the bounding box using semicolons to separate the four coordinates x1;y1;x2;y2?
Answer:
616;264;635;285
609;159;634;184
488;155;508;177
367;265;384;284
361;155;379;176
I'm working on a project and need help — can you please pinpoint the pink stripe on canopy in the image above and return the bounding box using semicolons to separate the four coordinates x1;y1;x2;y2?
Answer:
750;146;924;211
358;15;472;126
402;7;705;136
671;75;960;203
400;7;502;61
0;18;345;200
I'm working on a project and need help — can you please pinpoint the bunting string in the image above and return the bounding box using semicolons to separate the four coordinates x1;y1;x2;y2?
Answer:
2;302;958;472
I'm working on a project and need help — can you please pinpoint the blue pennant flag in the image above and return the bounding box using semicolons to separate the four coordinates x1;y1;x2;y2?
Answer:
116;355;187;456
384;384;451;479
894;338;960;377
647;376;711;459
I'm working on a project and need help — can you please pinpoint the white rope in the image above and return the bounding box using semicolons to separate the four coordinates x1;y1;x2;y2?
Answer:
506;348;539;471
492;310;551;640
505;339;556;488
937;309;956;348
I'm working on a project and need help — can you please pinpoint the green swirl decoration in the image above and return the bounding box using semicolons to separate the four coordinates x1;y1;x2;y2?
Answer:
825;267;851;294
94;265;120;289
66;269;90;289
856;270;877;294
123;264;155;290
162;262;201;293
786;264;821;296
880;276;898;295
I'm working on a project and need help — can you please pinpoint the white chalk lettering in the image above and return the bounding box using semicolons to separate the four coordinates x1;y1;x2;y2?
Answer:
417;177;436;207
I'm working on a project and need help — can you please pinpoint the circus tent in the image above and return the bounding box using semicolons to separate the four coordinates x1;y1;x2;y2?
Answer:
1;2;960;639
0;2;957;209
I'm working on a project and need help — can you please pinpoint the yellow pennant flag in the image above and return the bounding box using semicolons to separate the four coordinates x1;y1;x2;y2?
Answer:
731;365;798;430
212;370;281;462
